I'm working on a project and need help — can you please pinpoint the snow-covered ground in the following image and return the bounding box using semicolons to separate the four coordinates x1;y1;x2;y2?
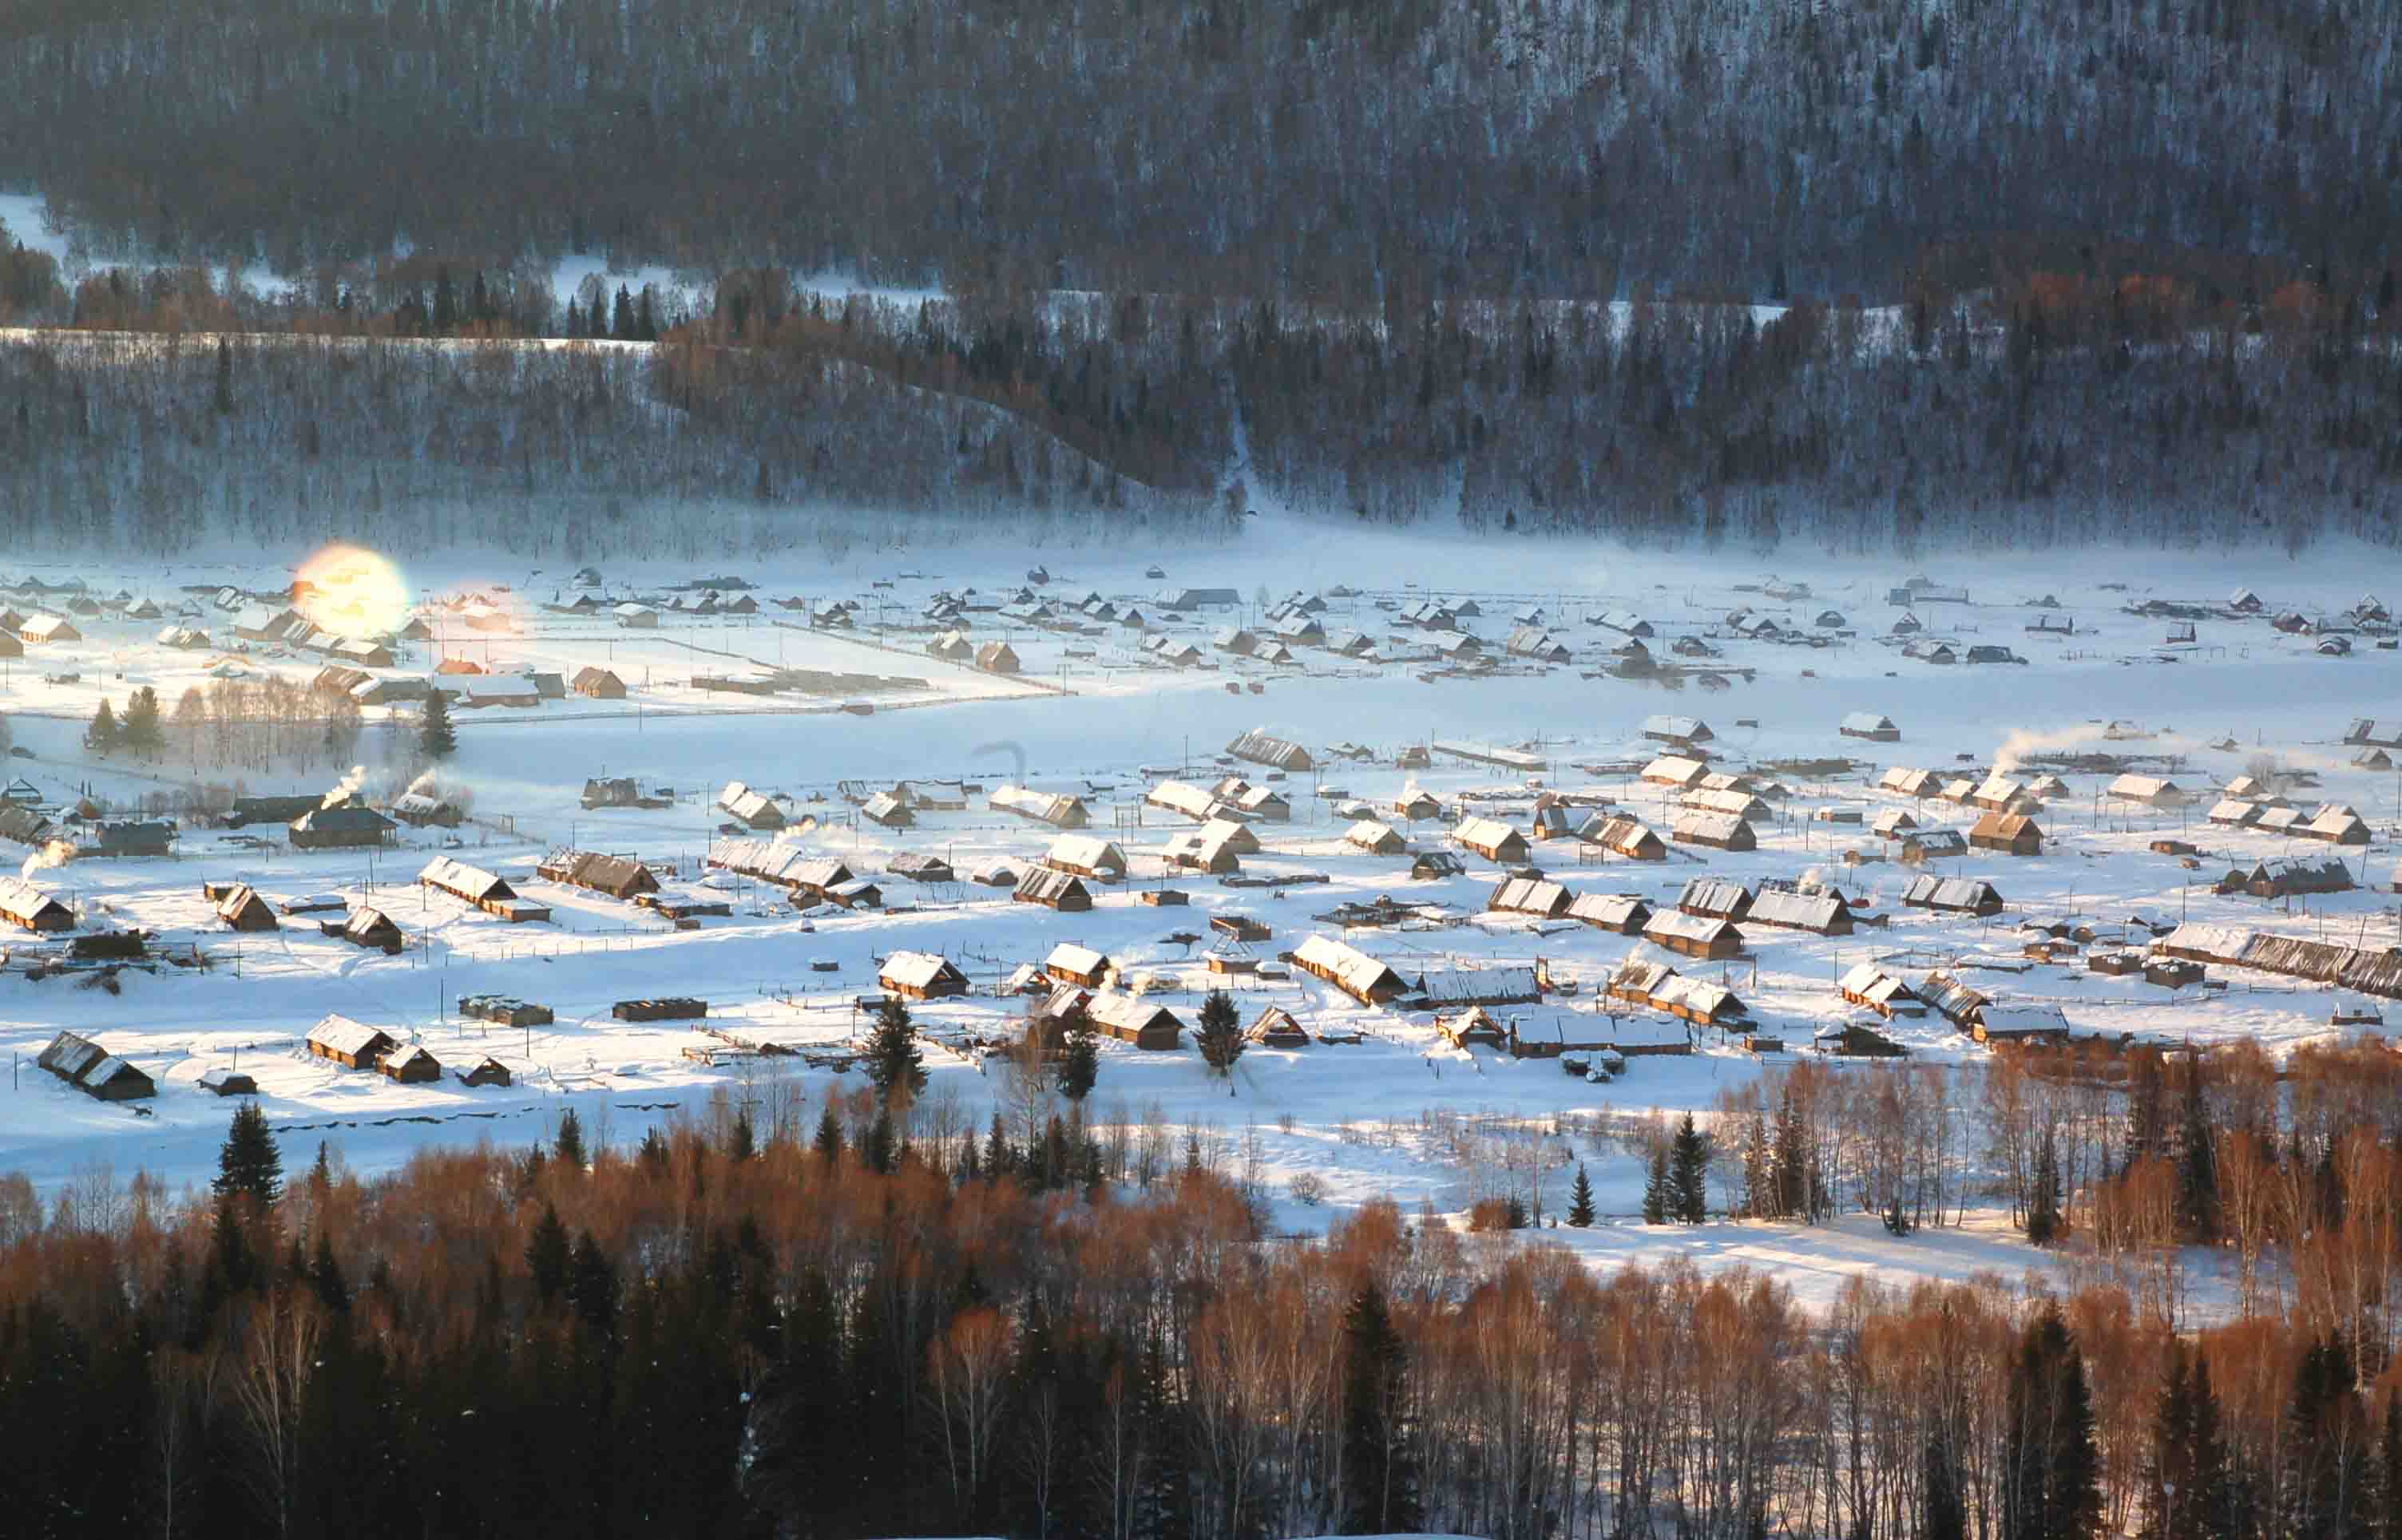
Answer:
0;518;2393;1318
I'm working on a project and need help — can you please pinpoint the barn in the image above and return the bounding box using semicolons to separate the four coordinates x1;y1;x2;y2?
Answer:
1227;729;1314;772
420;857;549;920
880;950;971;1000
1452;817;1531;864
328;907;404;952
1841;712;1901;742
1969;812;2045;856
307;1015;396;1070
1014;869;1093;912
1672;811;1756;851
1643;911;1742;960
2106;774;2190;810
38;1031;155;1101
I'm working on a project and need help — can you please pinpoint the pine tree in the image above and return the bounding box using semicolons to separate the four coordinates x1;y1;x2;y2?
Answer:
565;297;582;338
1195;989;1244;1082
526;1202;570;1304
432;264;458;333
1339;1283;1422;1534
862;996;926;1103
728;1107;755;1162
612;283;635;340
812;1105;845;1165
636;1126;670;1177
2028;1131;2064;1245
1056;1016;1100;1101
1773;1087;1811;1220
2146;1343;2233;1540
85;696;119;753
554;1107;586;1169
213;1101;283;1205
418;687;456;760
2283;1333;2368;1540
1566;1163;1596;1227
862;1107;895;1174
636;287;657;341
1642;1143;1671;1225
1671;1111;1711;1223
1924;1435;1968;1540
308;1232;350;1316
567;1229;616;1336
2004;1308;2103;1540
212;336;233;414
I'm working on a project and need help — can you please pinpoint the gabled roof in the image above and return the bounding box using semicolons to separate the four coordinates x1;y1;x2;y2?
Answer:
307;1014;391;1058
880;950;967;992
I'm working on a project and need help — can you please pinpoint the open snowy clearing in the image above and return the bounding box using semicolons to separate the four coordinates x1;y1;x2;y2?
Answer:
0;517;2396;1316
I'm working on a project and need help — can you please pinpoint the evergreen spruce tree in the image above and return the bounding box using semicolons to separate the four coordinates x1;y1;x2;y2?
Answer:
213;1101;283;1205
553;1107;586;1169
1195;988;1244;1083
1642;1143;1671;1225
85;696;119;753
525;1202;570;1304
565;298;582;338
566;1229;616;1336
1671;1111;1711;1223
432;264;458;333
2028;1131;2064;1246
309;1231;350;1316
636;287;657;342
728;1107;755;1162
862;1107;896;1174
418;687;456;760
212;336;233;414
1056;1017;1100;1102
1338;1283;1423;1534
118;685;162;756
812;1105;845;1165
636;1125;670;1177
983;1110;1015;1177
2283;1333;2368;1540
612;283;636;340
1773;1087;1810;1220
862;996;926;1103
2003;1307;2103;1540
1566;1163;1596;1228
2145;1343;2233;1540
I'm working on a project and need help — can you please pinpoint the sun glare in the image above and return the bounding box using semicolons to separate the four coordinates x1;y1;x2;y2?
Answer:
293;544;412;640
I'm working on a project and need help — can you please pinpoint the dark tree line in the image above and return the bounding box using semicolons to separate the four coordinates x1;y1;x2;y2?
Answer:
0;0;2393;302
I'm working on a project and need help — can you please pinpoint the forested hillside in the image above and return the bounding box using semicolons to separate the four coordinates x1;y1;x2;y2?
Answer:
0;0;2393;298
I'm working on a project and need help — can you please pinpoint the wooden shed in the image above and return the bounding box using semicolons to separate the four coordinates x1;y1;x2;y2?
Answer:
975;641;1022;675
1346;819;1408;856
1578;814;1667;860
1743;885;1853;936
1014;869;1093;912
717;781;788;830
379;1045;442;1084
1839;964;1923;1019
1671;810;1756;851
1291;934;1409;1004
537;849;661;901
1436;1006;1508;1049
1043;942;1113;988
1901;875;2005;916
572;666;628;699
198;1067;260;1096
0;877;73;932
454;1058;514;1087
288;803;396;849
1247;1006;1310;1047
326;906;405;952
1044;835;1129;881
216;883;279;932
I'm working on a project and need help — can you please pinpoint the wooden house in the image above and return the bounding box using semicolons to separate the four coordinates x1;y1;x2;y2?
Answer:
307;1015;396;1070
572;666;628;699
1247;1006;1310;1047
1044;835;1129;881
537;850;660;900
420;857;549;921
1566;893;1651;933
1452;817;1531;864
1677;877;1753;921
1841;712;1901;742
1226;730;1314;772
2106;774;2189;810
216;883;279;932
1411;850;1467;879
1643;910;1742;960
1969;812;2045;856
37;1031;155;1101
1346;819;1408;855
1642;714;1714;746
1014;869;1093;912
198;1067;260;1096
1901;875;2005;916
989;786;1091;829
17;612;80;643
0;877;73;932
379;1045;443;1084
1393;790;1444;821
454;1058;514;1087
1897;829;1968;864
1488;877;1572;918
1163;829;1243;873
1291;935;1409;1004
1683;786;1772;822
1405;964;1541;1008
1606;958;1679;1007
1579;814;1666;860
613;997;708;1022
288;803;395;849
1672;810;1756;851
718;781;788;830
1744;884;1853;936
1043;942;1113;988
2305;806;2372;845
1147;781;1227;821
1650;976;1748;1029
975;641;1021;674
859;791;914;829
1641;754;1712;789
1839;964;1923;1019
879;950;971;1000
1878;767;1936;798
326;906;404;952
1043;986;1186;1050
886;852;956;885
1436;1006;1508;1049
